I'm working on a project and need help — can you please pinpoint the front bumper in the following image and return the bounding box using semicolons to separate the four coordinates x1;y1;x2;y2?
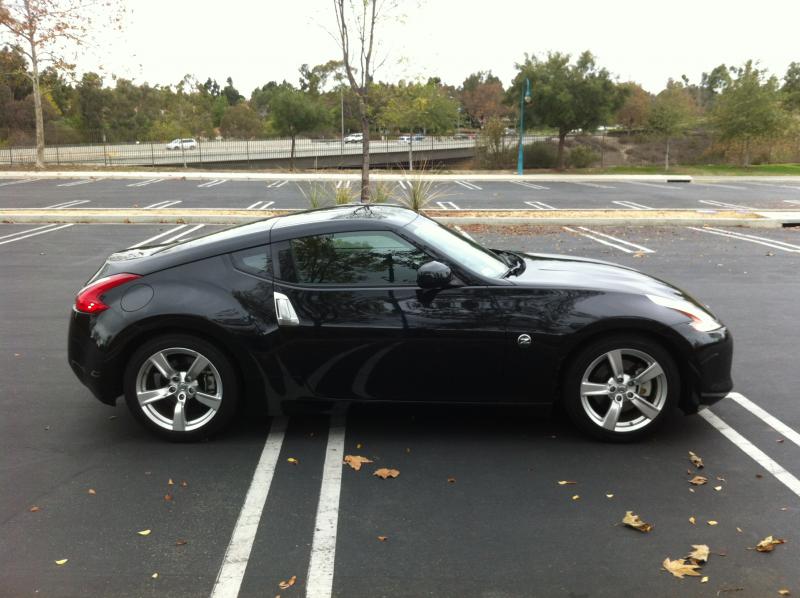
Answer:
679;324;734;412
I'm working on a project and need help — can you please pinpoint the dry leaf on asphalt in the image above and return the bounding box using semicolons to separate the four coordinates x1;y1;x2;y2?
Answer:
164;494;173;502
737;527;743;533
606;494;614;499
29;506;41;512
707;521;718;526
373;468;399;479
701;576;709;583
689;516;696;525
287;458;299;465
168;478;174;485
87;488;96;495
356;443;363;449
662;557;702;578
278;575;297;590
571;495;580;501
778;590;791;596
180;480;188;487
343;455;373;471
557;480;577;485
55;559;68;566
754;536;786;552
151;572;159;579
175;539;188;546
689;451;704;469
447;477;456;484
622;511;653;533
688;545;710;563
377;536;388;542
689;475;708;486
714;486;723;491
138;529;152;536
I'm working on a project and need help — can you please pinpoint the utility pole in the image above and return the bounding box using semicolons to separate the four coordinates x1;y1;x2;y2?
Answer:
517;78;532;175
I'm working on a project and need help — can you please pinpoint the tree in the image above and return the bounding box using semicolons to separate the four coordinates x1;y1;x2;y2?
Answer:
647;81;696;170
615;82;650;134
76;72;107;140
0;0;121;167
220;103;263;139
382;81;459;134
299;59;344;95
782;62;800;112
511;51;625;169
459;71;507;127
333;0;399;201
270;87;328;169
221;76;243;106
712;61;788;166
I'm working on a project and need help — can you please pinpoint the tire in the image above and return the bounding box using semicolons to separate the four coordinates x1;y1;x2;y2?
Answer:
561;334;679;442
123;334;239;441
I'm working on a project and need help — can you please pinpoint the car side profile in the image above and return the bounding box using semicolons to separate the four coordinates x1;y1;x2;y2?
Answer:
343;133;363;143
68;205;733;442
165;138;198;150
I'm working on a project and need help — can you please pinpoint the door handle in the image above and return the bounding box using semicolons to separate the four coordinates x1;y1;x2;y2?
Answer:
274;292;300;326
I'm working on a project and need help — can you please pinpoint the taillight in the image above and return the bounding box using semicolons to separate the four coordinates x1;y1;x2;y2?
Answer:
75;273;141;314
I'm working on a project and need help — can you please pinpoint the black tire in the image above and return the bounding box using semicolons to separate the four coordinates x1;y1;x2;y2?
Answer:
123;334;239;441
561;334;680;442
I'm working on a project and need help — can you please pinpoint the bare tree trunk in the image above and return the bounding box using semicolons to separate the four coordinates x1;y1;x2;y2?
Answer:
664;137;670;171
556;132;567;170
290;135;296;170
29;36;45;169
360;108;370;202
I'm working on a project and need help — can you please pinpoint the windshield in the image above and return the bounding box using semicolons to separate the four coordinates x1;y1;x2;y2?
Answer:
409;217;507;278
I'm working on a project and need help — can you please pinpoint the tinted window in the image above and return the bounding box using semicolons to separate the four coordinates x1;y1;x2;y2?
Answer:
231;246;272;277
279;231;428;286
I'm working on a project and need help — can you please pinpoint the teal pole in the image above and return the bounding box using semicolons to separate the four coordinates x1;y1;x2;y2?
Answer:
517;78;531;175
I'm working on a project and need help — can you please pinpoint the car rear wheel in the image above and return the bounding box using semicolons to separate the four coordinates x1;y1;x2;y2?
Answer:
123;335;239;441
562;335;679;442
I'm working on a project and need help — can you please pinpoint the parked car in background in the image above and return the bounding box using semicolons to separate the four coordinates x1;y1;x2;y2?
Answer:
400;133;425;143
166;138;198;150
343;133;363;144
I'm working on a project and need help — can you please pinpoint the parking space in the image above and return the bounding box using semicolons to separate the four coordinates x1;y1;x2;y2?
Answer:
1;218;799;597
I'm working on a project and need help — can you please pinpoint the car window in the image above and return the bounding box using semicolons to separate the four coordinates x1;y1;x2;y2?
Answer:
231;245;272;278
277;231;429;286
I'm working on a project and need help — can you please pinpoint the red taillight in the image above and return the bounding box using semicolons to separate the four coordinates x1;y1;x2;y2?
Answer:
75;273;141;314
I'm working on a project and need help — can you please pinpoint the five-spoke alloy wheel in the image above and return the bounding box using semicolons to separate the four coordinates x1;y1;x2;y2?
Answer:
124;335;238;441
562;335;679;441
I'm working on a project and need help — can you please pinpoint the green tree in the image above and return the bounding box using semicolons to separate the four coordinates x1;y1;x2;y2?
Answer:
270;88;329;169
222;76;243;105
782;62;800;112
76;72;107;140
220;103;263;139
712;61;788;166
299;59;344;95
511;51;625;169
647;81;696;170
382;81;459;134
615;82;651;134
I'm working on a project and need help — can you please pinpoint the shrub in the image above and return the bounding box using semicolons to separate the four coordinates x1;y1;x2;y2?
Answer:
522;142;558;168
567;145;599;168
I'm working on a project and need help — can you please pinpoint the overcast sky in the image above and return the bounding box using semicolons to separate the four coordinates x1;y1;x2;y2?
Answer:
95;0;799;94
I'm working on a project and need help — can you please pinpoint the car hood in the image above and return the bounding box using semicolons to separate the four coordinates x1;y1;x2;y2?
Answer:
509;252;693;301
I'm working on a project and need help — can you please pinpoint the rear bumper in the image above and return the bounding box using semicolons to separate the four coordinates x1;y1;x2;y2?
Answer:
68;309;121;405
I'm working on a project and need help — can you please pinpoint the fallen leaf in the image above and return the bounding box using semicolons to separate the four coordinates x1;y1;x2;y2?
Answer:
633;250;646;258
716;476;726;482
571;495;580;501
377;536;388;542
447;477;456;484
689;516;696;525
180;480;188;487
373;468;399;479
689;451;704;469
622;511;653;533
756;473;763;479
405;448;411;453
778;590;791;596
356;443;363;449
278;575;297;590
736;527;743;533
688;544;710;563
164;494;173;502
287;458;299;465
29;506;41;512
714;486;723;491
701;576;709;583
557;480;577;485
168;478;174;485
55;559;68;566
138;529;152;536
662;557;702;578
777;438;784;443
108;415;117;420
606;494;614;499
755;536;786;553
689;475;708;486
87;488;96;495
707;520;718;526
343;455;373;471
175;539;188;546
151;573;158;579
780;507;788;511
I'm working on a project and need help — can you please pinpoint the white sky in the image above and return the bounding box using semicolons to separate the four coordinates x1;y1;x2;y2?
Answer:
92;0;799;94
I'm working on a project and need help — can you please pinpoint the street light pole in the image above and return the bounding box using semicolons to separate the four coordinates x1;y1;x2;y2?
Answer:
517;78;532;175
340;87;344;156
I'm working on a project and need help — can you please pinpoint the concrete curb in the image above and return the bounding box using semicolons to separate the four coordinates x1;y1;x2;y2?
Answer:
0;208;786;228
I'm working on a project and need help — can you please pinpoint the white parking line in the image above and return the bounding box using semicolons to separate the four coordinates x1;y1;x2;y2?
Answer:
436;201;460;210
690;182;747;190
624;181;684;190
246;201;275;210
687;226;800;253
0;223;63;241
784;200;800;206
746;182;800;190
563;226;655;254
210;417;287;598
0;178;40;187
142;200;182;209
455;180;482;190
726;392;800;449
266;180;288;188
569;182;616;189
699;199;754;210
306;416;346;598
129;224;188;248
0;223;73;245
510;181;550;190
162;224;205;243
56;179;95;187
525;200;555;210
700;409;800;499
453;225;475;241
612;200;654;210
42;200;91;209
198;179;228;188
126;178;165;187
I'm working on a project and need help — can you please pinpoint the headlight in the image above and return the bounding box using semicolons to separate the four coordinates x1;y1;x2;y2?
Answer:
647;294;722;332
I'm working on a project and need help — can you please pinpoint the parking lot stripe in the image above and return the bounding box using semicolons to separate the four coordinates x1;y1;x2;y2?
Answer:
42;200;91;209
564;226;655;254
56;179;94;187
246;200;275;210
784;200;800;206
524;201;555;210
197;179;228;188
687;226;800;253
143;200;183;209
162;224;205;243
510;181;550;190
569;182;616;189
210;417;288;598
453;225;475;240
727;392;800;449
306;416;346;598
624;181;683;190
691;182;747;190
455;180;482;190
0;178;39;187
0;223;62;241
612;200;654;210
700;410;800;498
699;199;754;210
126;178;164;187
129;224;187;248
436;201;460;210
0;223;73;245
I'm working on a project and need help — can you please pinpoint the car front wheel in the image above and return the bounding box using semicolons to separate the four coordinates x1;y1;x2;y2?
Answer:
123;335;239;441
562;335;679;442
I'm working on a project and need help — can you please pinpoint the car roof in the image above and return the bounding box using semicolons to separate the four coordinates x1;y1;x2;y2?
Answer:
271;204;419;235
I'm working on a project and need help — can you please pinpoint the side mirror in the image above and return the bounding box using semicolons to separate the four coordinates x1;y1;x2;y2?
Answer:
417;261;452;289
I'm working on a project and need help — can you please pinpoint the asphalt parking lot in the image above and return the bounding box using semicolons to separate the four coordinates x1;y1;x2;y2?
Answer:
1;213;799;597
1;175;800;212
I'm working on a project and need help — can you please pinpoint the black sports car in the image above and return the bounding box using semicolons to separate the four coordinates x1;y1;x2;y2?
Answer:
68;205;733;441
